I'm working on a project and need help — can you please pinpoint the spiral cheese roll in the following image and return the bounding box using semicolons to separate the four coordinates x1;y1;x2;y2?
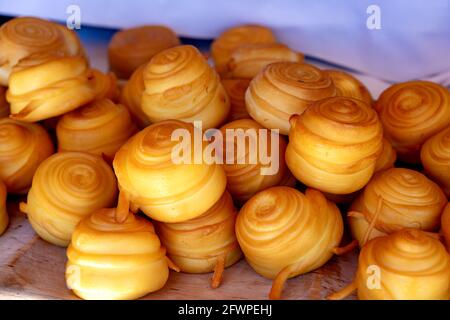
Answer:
348;168;447;246
66;208;169;300
225;43;304;79
0;180;8;235
142;45;230;129
113;120;227;223
0;86;9;118
0;17;85;85
0;118;54;194
375;81;450;163
441;203;450;251
219;119;294;204
155;191;241;288
330;229;450;300
21;152;118;246
374;138;397;173
286;97;383;194
236;186;343;299
246;62;337;135
211;25;276;76
108;25;180;79
119;64;150;128
7;56;95;122
421;126;450;197
57;99;137;159
222;78;251;121
90;69;119;101
325;70;372;105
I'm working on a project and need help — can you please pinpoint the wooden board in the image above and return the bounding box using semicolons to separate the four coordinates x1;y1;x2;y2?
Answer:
0;201;357;300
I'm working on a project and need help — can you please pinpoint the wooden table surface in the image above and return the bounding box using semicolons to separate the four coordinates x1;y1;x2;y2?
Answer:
0;201;357;300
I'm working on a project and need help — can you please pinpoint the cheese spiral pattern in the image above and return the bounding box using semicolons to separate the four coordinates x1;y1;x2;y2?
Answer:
421;126;450;197
236;186;343;299
0;118;54;194
113;120;227;222
286;97;383;194
21;152;118;246
375;81;450;163
66;208;169;299
142;45;230;129
245;62;337;134
57;99;137;158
